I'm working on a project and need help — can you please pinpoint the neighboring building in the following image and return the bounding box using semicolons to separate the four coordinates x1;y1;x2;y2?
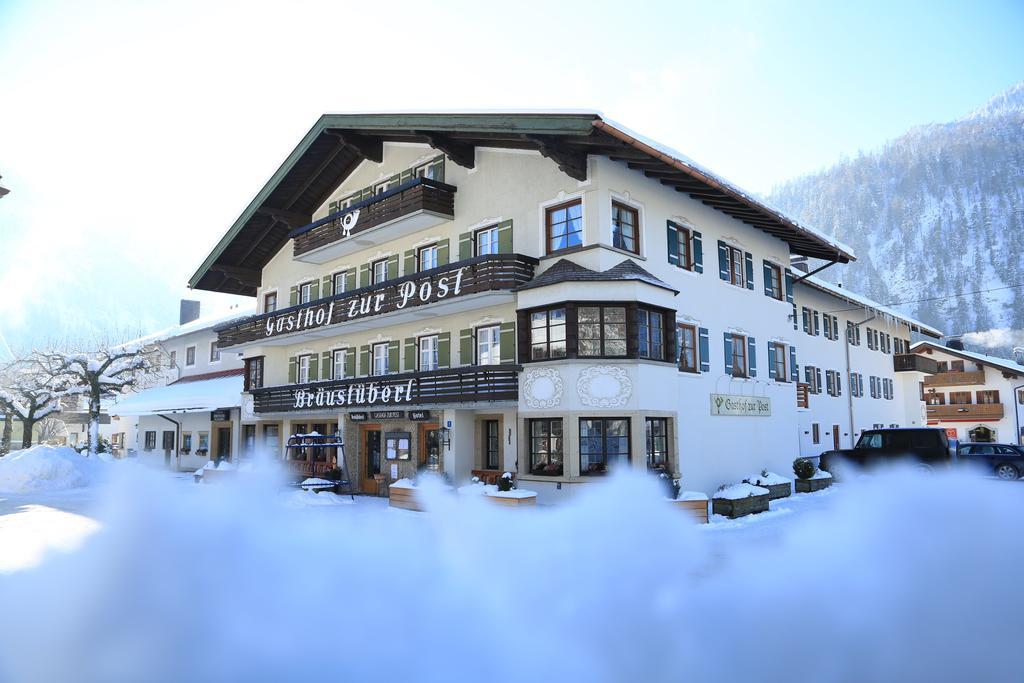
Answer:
793;274;942;456
185;112;932;498
110;300;253;470
905;341;1024;446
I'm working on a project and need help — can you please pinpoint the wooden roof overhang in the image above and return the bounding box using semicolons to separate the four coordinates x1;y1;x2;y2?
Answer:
190;113;855;295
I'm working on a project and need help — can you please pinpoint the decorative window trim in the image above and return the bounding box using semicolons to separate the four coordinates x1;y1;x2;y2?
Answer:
609;194;643;256
539;192;586;256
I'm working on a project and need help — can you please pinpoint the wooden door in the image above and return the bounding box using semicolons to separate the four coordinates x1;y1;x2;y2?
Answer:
419;423;441;473
360;424;382;494
832;425;841;450
216;427;232;462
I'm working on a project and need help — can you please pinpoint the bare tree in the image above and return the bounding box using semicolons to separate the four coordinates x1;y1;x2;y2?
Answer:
36;416;69;444
0;362;65;449
1;407;12;456
35;343;156;457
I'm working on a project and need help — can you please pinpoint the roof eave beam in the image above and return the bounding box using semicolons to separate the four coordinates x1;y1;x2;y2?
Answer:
325;130;384;163
416;131;476;169
210;264;262;287
523;135;589;181
255;206;310;228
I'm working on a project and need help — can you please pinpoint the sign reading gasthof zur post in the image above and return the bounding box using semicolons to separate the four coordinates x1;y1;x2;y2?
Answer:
709;394;771;417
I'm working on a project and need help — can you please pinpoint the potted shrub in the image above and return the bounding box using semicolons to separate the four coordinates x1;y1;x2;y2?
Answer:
712;483;770;518
486;471;537;507
744;470;792;500
793;458;833;493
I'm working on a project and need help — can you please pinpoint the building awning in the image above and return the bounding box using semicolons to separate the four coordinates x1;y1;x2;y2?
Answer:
110;375;243;416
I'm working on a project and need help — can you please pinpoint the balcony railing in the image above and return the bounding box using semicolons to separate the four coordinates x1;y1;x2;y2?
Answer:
217;254;538;349
291;178;456;262
250;365;521;414
893;354;938;374
923;370;986;387
926;403;1004;421
797;382;810;409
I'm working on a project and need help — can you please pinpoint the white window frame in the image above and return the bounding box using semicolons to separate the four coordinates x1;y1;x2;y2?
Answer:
475;225;500;256
297;355;310;384
299;281;314;304
209;341;220;363
477;325;501;365
332;349;346;380
185;345;196;367
333;272;347;295
372;343;389;376
372;259;388;285
419;335;439;371
418;245;439;272
264;290;278;314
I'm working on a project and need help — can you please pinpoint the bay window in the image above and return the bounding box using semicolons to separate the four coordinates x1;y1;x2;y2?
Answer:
530;308;567;360
645;417;669;472
580;418;630;475
529;418;563;476
637;309;664;360
578;306;627;357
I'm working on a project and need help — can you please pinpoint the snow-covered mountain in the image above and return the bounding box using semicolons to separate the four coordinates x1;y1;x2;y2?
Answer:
770;82;1024;355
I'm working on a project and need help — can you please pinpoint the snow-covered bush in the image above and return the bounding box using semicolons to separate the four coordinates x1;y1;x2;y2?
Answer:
497;471;514;492
793;458;816;480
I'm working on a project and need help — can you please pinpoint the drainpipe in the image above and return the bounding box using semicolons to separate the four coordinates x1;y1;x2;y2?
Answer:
844;315;875;448
157;413;181;470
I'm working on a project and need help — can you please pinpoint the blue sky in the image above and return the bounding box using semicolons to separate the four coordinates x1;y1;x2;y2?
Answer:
0;0;1022;354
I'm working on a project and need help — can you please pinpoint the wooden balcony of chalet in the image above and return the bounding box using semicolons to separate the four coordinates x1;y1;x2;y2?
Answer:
291;178;456;263
796;382;810;409
923;370;986;387
216;254;537;349
926;403;1004;421
893;354;938;374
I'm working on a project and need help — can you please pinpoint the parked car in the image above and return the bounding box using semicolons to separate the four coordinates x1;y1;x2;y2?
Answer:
957;443;1024;480
819;428;954;476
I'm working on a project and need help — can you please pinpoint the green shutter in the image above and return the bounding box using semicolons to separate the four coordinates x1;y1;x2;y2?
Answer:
322;275;333;298
387;254;399;280
321;351;332;380
458;232;472;261
723;333;733;375
289;287;298;307
438;332;451;368
310;280;320;301
404;337;417;372
436;238;450;266
359;345;370;376
747;336;757;378
460;328;474;366
400;169;414;184
288;356;297;384
388;341;400;374
309;354;319;382
667;223;680;266
359;264;370;288
404;249;416;275
344;348;355;378
692;231;703;273
500;322;515;364
497;220;513;254
344;269;356;292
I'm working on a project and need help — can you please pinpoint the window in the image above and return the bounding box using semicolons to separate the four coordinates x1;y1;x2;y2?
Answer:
926;391;945;406
210;341;220;363
332;349;346;380
812;424;820;445
637;310;665;360
529;418;563;476
299;281;314;304
806;365;821;394
185;345;196;367
243;425;256;457
418;244;439;272
823;315;833;339
476;325;500;366
372;259;388;284
545;199;583;254
169;350;177;368
419;335;439;371
530;308;567;360
372;342;389;376
847;322;861;346
645;417;669;472
668;222;692;269
730;333;748;378
578;306;627;357
678;324;697;373
333;272;347;295
950;391;972;405
297;355;311;384
263;424;280;456
475;225;500;256
977;390;1000;404
182;433;193;452
611;201;639;254
850;372;864;398
198;432;210;452
764;262;783;300
937;361;949;373
414;157;444;181
144;431;156;450
580;418;630;475
950;360;965;372
264;292;277;313
725;246;744;287
374;176;399;195
244;356;264;391
483;420;500;470
1018;389;1024;405
772;342;787;381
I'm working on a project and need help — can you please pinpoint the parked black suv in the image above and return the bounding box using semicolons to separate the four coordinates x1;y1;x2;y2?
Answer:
819;428;954;475
957;443;1024;480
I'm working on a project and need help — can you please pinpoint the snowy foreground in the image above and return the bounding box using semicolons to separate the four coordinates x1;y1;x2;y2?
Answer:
0;449;1022;682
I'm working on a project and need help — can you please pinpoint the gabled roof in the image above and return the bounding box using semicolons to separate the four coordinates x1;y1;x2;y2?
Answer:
514;259;678;294
797;275;943;338
189;112;856;296
911;341;1024;377
118;306;257;349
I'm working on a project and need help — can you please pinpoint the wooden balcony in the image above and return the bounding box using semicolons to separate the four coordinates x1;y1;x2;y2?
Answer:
217;254;537;349
893;354;938;374
251;365;521;414
797;382;810;409
926;403;1004;421
291;178;456;263
923;370;986;387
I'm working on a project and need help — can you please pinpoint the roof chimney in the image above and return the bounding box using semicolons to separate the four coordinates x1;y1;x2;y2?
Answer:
1013;347;1024;365
946;337;965;351
179;299;201;325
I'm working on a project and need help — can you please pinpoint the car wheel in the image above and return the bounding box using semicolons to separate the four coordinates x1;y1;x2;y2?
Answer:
995;464;1019;481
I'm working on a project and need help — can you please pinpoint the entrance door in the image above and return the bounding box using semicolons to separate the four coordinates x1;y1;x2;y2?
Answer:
832;425;841;450
419;423;441;473
162;431;175;466
360;425;382;494
216;427;231;462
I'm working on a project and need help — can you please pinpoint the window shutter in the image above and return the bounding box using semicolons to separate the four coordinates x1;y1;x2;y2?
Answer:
723;333;733;375
458;232;473;261
500;322;515;364
309;354;319;382
288;356;297;384
836;372;842;396
344;348;355;378
359;264;370;288
666;224;680;266
784;269;794;303
692;231;703;273
437;332;451;368
859;374;864;397
497;220;513;253
359;345;370;376
404;337;416;372
802;308;810;334
388;341;400;374
321;351;331;380
815;368;822;394
322;276;333;298
344;269;356;292
768;342;777;379
744;252;754;290
403;249;416;275
437;238;450;266
826;371;834;396
459;328;474;366
805;366;812;386
790;346;798;382
763;262;773;297
747;336;757;377
386;254;399;280
400;169;414;185
698;327;710;372
674;326;681;364
310;280;320;301
289;287;298;307
717;241;729;281
813;312;820;336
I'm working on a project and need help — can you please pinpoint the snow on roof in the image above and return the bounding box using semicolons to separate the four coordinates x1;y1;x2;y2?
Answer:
799;275;943;338
118;306;256;349
910;341;1024;376
108;374;242;415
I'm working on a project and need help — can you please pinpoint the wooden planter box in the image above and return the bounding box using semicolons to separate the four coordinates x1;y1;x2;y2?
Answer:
388;485;424;512
795;476;832;493
670;499;709;524
485;492;537;507
712;493;770;519
762;482;792;500
199;468;235;483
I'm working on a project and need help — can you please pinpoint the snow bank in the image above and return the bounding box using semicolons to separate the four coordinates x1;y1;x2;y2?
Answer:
676;490;709;502
713;483;770;500
0;467;1021;681
746;471;791;486
0;445;104;493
